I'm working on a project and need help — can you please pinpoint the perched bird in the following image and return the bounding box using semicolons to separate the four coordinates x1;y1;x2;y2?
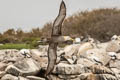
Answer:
19;49;31;58
108;52;117;60
111;35;118;40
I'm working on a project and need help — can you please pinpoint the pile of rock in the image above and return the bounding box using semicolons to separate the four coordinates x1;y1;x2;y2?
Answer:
1;36;120;80
0;49;44;80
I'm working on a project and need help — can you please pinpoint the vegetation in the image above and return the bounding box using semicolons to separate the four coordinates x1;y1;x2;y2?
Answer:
0;8;120;49
0;28;41;49
0;43;31;50
42;8;120;42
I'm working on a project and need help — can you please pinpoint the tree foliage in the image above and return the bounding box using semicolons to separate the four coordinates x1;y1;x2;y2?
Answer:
1;8;120;43
41;8;120;42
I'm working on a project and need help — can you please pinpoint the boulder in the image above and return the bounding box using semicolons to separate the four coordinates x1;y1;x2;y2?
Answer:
57;48;64;57
111;68;120;74
1;74;29;80
62;44;81;64
109;60;120;69
79;73;92;80
98;40;120;52
0;71;6;78
77;42;94;57
38;45;48;52
79;73;117;80
46;75;61;80
5;58;41;76
63;44;81;59
116;53;120;59
65;58;75;64
38;45;63;57
53;63;85;75
77;58;94;67
89;65;114;74
35;57;48;69
0;49;24;63
58;74;80;79
18;76;29;80
106;40;120;52
1;74;18;80
0;62;7;71
30;49;43;57
38;45;48;57
85;48;111;65
62;55;77;64
27;76;45;80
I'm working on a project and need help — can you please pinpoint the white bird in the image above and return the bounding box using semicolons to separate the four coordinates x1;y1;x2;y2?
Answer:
111;35;118;41
108;52;117;60
19;49;31;58
74;38;81;43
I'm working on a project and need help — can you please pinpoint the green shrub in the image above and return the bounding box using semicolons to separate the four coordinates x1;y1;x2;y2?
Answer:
0;43;31;50
29;40;40;48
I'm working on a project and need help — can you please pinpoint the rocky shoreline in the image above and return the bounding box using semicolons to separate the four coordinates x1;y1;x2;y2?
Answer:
0;36;120;80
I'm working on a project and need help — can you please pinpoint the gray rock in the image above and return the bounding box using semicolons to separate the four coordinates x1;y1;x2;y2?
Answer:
109;60;120;69
57;49;64;57
89;65;114;74
106;40;120;52
65;58;75;64
116;53;120;59
27;76;45;80
1;74;18;80
36;57;48;69
46;75;61;80
62;44;82;64
0;62;7;71
38;45;48;57
79;73;92;80
77;42;94;57
38;45;63;57
30;49;44;57
1;40;120;80
97;40;120;53
95;74;117;80
85;48;111;65
53;63;85;75
5;58;41;76
58;74;79;79
111;68;120;74
79;73;117;80
63;44;81;59
18;76;29;80
38;45;48;52
0;49;23;63
1;74;27;80
0;71;6;78
77;58;94;67
62;55;77;64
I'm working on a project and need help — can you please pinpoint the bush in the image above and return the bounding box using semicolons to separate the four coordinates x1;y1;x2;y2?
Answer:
1;8;120;43
41;8;120;42
29;40;40;48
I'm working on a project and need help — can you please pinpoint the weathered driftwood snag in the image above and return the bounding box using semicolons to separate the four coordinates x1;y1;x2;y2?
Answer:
45;0;66;76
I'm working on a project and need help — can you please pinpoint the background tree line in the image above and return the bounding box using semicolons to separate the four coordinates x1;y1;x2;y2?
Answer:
1;8;120;44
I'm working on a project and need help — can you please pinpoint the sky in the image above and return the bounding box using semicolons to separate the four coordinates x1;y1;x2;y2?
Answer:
0;0;120;33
